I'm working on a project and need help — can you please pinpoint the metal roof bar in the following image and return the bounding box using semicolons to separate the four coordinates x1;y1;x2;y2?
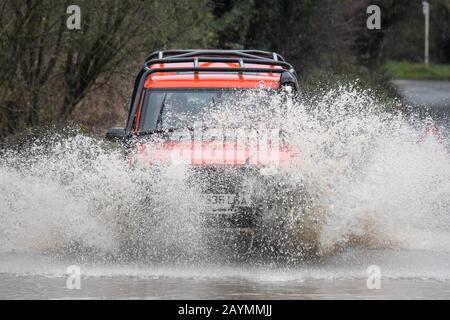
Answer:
145;49;286;63
145;66;288;75
145;57;294;73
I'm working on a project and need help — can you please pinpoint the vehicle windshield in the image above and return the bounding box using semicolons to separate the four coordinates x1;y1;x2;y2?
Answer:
138;88;283;132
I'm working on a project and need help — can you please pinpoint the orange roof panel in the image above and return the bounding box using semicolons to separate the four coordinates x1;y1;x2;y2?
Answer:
144;61;282;89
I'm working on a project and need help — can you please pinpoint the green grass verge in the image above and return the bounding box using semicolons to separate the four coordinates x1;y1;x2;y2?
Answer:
301;63;402;112
383;60;450;80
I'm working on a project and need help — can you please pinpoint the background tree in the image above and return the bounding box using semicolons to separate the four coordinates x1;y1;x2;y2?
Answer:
0;0;212;136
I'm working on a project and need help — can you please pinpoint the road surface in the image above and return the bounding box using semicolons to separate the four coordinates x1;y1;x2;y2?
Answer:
392;79;450;109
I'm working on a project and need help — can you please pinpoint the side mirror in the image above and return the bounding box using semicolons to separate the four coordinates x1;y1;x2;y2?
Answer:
280;71;298;91
105;127;129;142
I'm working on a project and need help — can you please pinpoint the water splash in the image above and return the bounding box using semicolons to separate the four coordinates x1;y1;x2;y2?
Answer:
0;134;205;261
0;85;449;264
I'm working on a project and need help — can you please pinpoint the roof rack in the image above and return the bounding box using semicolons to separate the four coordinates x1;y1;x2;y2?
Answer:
146;49;286;62
143;49;296;76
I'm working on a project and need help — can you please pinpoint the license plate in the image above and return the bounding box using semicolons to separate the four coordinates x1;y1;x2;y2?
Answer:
205;194;235;210
205;193;251;210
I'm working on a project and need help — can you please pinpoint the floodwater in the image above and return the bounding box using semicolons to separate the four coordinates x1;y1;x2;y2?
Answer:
1;84;450;299
3;249;450;299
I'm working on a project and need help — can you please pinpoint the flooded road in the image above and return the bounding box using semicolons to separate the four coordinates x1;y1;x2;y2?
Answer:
3;248;450;299
4;273;450;300
392;79;450;109
1;84;450;299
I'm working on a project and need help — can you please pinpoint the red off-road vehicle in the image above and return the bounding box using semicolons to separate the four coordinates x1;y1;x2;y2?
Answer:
107;50;312;257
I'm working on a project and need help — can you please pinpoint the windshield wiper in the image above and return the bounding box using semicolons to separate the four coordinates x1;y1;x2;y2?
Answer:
155;93;167;129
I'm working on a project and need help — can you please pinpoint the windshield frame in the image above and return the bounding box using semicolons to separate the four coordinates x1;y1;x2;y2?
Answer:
137;87;279;133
